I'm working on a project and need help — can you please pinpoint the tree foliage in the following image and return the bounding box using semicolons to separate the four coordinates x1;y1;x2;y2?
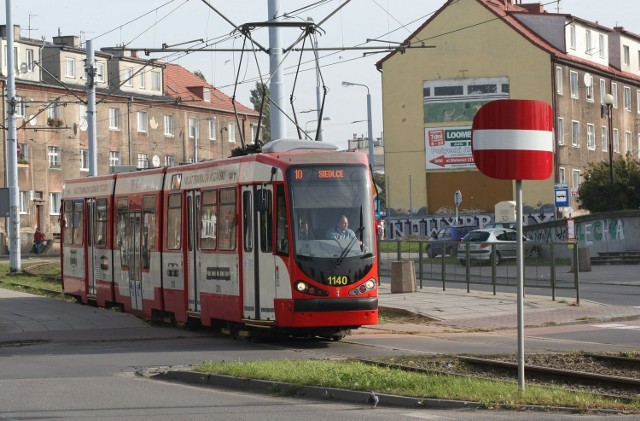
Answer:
193;70;207;82
373;172;386;210
578;153;640;212
249;82;271;143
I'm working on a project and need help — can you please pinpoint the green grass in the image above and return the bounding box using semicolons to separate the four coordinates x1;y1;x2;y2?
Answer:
0;263;65;298
194;359;639;411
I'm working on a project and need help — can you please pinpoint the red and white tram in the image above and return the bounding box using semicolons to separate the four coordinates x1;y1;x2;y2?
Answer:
61;139;378;339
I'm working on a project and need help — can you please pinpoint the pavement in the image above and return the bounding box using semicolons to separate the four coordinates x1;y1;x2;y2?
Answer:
1;258;640;343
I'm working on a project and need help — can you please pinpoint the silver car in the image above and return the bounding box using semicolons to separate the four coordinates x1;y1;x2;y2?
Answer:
457;228;541;265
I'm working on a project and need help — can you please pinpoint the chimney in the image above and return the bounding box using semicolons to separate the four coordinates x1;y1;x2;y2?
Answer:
520;3;545;13
52;35;80;48
0;25;21;40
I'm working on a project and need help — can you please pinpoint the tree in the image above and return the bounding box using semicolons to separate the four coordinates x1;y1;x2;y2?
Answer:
578;153;640;212
373;172;386;211
193;70;207;82
249;82;271;143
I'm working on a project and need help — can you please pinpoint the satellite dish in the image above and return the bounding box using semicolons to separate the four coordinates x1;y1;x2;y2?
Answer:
19;63;28;74
28;115;37;126
79;119;88;132
583;72;592;86
152;155;161;168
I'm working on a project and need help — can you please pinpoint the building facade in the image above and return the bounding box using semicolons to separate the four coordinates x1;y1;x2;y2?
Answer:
1;26;259;246
377;0;640;219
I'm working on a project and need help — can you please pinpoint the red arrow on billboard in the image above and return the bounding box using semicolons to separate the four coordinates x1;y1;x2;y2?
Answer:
471;100;553;180
429;155;474;167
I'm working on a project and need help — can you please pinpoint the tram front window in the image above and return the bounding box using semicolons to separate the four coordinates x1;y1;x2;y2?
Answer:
288;165;374;260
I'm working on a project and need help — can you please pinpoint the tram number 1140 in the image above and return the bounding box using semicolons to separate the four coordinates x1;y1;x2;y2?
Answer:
327;276;349;286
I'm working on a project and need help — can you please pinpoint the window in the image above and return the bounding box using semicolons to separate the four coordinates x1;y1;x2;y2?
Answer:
189;118;197;138
109;151;120;167
47;100;62;120
637;90;640;113
167;193;182;250
625;131;632;154
612;82;618;108
19;191;29;214
555;67;563;94
50;192;61;215
571;120;580;147
569;71;578;98
208;117;217;141
558;167;566;184
108;108;120;129
17;142;28;161
250;125;258;144
585;76;594;102
137;111;148;133
600;79;606;103
601;126;608;152
585;30;592;54
219;188;237;251
26;48;34;72
14;96;25;117
164;115;174;136
48;146;61;168
164;155;175;167
151;71;161;91
599;34;605;58
96;62;105;82
64;57;75;78
201;190;218;250
623;45;630;66
79;104;87;122
80;149;89;171
228;122;236;143
569;24;576;50
139;70;146;89
203;88;210;102
95;198;108;247
613;128;619;153
137;153;149;169
124;67;133;87
586;124;595;150
556;117;564;146
623;86;631;111
572;169;581;190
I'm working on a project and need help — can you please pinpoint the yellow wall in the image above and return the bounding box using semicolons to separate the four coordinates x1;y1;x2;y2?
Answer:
381;0;555;213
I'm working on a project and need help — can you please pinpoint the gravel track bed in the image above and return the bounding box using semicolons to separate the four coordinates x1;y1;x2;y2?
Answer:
387;353;640;400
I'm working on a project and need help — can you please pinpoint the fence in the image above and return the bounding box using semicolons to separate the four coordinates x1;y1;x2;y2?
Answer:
379;240;582;303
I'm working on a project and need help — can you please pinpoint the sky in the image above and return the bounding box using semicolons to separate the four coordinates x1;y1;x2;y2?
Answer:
3;0;640;150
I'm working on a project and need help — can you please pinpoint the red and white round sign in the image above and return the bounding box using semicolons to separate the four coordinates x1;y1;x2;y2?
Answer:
471;99;553;180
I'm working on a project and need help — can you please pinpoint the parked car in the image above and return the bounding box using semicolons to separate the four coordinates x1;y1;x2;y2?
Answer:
426;225;479;258
483;222;517;230
457;228;542;265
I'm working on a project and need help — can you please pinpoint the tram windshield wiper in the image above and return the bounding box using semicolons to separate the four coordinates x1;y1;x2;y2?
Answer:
334;226;365;267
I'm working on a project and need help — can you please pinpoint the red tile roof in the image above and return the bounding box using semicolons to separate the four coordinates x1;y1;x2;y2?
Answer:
163;63;258;116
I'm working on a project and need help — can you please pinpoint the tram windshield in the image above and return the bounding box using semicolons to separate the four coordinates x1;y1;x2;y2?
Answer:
288;164;375;260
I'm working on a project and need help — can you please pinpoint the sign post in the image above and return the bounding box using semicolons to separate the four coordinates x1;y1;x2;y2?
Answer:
454;190;462;225
472;99;553;391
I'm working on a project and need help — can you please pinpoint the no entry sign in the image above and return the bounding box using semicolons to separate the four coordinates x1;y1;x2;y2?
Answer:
471;100;553;180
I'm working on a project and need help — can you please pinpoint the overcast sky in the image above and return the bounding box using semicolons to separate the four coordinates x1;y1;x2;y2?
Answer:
3;0;639;150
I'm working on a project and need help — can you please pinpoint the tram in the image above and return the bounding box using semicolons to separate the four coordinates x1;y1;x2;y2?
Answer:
60;139;379;339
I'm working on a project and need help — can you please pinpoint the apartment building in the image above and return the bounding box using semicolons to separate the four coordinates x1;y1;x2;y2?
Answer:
377;0;640;217
0;26;259;241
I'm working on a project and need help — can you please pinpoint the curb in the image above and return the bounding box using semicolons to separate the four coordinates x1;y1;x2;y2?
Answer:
151;371;482;410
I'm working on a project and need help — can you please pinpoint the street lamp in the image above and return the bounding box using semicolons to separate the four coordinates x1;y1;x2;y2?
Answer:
305;117;330;138
342;81;374;169
603;93;615;210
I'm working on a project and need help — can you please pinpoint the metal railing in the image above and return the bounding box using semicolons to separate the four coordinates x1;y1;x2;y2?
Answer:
379;240;581;303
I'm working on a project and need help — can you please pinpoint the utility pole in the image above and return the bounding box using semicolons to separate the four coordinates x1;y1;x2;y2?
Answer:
5;0;21;272
268;0;286;140
85;40;98;176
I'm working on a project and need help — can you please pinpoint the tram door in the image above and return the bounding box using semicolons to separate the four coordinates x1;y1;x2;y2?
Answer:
86;198;97;296
241;185;275;321
127;211;143;310
186;190;201;313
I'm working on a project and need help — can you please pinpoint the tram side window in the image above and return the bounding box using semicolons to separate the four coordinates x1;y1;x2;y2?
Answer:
167;193;182;250
243;190;253;253
275;185;288;255
73;201;84;245
95;198;107;247
201;190;217;250
259;190;272;253
219;187;236;251
142;195;156;270
117;198;128;268
63;200;74;245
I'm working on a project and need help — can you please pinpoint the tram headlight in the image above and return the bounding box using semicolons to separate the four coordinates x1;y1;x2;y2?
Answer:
348;278;377;296
294;281;329;296
295;281;308;293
